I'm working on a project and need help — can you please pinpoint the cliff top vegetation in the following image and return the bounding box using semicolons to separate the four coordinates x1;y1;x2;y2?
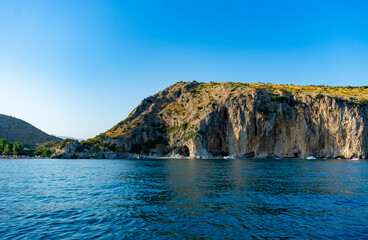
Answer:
205;81;368;101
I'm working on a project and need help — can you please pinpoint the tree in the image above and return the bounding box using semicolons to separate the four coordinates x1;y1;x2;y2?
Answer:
41;149;53;157
0;139;7;154
12;142;24;155
3;143;12;155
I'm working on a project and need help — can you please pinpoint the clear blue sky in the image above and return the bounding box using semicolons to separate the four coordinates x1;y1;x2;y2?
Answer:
0;0;367;139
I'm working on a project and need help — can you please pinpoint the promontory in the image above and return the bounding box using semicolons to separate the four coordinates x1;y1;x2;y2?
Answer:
53;81;368;159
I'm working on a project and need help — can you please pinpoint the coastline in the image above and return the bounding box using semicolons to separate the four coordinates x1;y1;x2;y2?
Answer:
51;152;362;160
0;155;362;160
0;155;46;159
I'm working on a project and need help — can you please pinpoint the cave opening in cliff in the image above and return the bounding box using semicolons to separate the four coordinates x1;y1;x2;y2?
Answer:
178;145;190;157
207;132;229;156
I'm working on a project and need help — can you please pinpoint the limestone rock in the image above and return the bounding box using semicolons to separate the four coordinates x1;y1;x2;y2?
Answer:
52;140;79;159
59;82;368;159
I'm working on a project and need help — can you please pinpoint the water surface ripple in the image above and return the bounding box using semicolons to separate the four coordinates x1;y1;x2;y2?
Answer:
0;158;367;239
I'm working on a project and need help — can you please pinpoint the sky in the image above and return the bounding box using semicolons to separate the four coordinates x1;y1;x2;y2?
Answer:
0;0;368;139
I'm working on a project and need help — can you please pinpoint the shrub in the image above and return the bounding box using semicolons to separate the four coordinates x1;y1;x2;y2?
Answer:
41;149;54;157
167;126;177;134
184;132;197;141
359;99;367;106
271;95;288;102
188;89;197;94
316;93;324;99
180;122;189;131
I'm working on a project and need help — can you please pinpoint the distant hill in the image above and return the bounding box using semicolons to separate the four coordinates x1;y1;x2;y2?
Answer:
0;114;62;147
56;136;86;141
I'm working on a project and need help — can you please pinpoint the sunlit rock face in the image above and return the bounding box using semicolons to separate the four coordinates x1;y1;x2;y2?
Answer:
72;82;368;159
191;93;367;159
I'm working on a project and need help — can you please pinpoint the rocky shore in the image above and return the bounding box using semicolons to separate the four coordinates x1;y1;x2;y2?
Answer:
51;139;362;160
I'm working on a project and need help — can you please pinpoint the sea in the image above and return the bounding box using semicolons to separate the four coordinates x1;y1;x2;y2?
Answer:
0;158;367;239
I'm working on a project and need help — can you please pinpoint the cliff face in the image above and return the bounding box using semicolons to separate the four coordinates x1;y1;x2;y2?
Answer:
61;82;368;159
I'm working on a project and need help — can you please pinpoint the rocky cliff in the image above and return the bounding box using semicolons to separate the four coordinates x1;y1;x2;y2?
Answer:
54;82;368;159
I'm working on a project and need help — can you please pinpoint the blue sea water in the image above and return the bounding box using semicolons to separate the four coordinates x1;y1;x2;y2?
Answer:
0;158;367;239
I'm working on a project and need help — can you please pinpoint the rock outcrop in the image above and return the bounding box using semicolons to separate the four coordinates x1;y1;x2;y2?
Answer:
56;82;368;159
52;139;79;159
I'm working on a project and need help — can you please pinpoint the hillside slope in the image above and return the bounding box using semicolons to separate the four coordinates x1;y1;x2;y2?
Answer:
56;82;368;159
0;114;62;146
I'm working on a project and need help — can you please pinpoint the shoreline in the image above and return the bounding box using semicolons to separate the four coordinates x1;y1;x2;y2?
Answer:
1;155;362;160
0;155;46;159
